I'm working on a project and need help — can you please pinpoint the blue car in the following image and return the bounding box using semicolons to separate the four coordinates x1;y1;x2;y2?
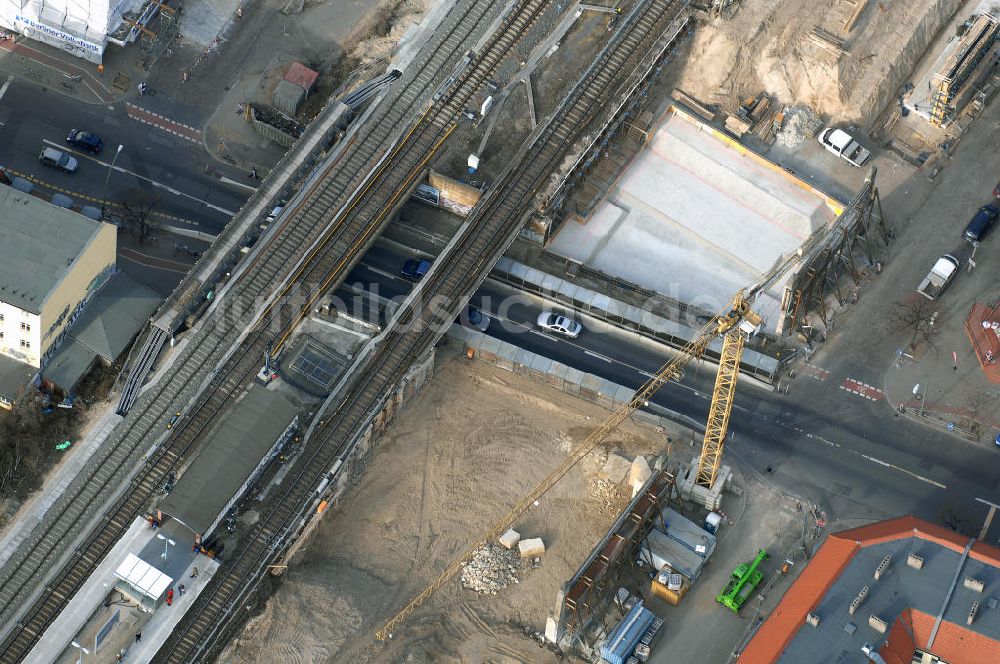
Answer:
401;258;431;281
66;129;103;154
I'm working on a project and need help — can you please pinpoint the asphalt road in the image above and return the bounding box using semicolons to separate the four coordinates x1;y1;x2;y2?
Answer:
0;75;248;235
342;236;1000;544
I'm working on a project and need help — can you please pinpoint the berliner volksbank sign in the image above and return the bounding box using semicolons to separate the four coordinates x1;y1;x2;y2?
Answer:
13;15;103;55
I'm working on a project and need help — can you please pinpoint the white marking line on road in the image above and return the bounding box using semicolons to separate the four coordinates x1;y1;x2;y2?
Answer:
220;175;258;192
0;75;13;103
528;329;560;342
783;425;947;489
976;497;1000;509
859;453;947;488
42;138;236;216
584;350;612;362
367;266;402;281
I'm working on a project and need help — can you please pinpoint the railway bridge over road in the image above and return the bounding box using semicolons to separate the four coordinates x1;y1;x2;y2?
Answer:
0;0;516;657
0;0;693;660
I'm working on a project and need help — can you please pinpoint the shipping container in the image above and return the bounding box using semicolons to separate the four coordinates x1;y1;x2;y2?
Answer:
600;602;655;664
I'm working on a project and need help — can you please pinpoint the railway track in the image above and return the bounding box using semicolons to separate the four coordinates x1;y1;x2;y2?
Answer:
154;0;687;659
0;0;558;660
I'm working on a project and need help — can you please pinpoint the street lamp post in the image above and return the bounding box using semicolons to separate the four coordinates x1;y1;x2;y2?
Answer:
101;144;124;219
70;640;90;664
156;533;176;561
919;376;930;417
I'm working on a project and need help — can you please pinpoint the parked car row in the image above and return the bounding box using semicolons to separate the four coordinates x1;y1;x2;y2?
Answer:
913;187;1000;300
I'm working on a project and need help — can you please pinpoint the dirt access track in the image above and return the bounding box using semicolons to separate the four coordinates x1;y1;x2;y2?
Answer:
220;353;666;663
677;0;963;129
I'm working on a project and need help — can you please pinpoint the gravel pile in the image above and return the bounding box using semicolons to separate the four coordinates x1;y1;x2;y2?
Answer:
591;478;627;516
776;106;823;148
460;543;521;595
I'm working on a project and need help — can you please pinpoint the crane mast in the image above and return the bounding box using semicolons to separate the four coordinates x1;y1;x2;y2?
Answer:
696;293;762;488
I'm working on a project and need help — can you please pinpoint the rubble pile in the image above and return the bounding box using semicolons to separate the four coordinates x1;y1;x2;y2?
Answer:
460;543;521;595
591;478;627;516
776;105;822;148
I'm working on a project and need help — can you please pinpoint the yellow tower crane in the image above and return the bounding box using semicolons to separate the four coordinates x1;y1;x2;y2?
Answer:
377;271;788;640
695;292;762;488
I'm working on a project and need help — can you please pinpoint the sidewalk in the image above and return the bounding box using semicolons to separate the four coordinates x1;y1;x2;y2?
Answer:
882;302;1000;445
0;38;115;104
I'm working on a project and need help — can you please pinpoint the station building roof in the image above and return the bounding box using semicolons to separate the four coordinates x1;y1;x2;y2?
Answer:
159;385;299;536
739;516;1000;664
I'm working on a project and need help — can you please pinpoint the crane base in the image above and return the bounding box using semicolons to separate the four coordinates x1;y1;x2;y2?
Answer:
677;462;731;510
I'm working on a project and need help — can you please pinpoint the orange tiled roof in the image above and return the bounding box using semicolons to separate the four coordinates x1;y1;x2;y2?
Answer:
738;516;1000;663
909;609;1000;664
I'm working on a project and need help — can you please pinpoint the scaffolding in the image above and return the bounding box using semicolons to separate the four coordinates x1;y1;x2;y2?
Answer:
784;170;888;334
556;469;680;646
928;13;1000;127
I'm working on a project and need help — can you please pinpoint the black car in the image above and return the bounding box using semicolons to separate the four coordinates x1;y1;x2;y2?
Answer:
962;205;999;243
66;129;103;154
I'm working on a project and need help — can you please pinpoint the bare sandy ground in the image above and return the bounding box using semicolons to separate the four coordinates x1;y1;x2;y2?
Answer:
675;0;962;129
221;354;665;663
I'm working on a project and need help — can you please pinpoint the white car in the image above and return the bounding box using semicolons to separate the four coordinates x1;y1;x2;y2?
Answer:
536;311;582;338
817;127;871;167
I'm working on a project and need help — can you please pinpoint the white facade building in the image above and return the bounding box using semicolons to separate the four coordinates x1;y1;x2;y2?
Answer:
0;0;147;63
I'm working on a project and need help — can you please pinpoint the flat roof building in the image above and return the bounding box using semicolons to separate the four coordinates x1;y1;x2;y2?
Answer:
739;515;1000;664
159;386;300;537
0;182;116;405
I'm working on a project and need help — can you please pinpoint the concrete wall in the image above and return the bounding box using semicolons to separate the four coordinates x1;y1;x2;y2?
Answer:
38;220;116;361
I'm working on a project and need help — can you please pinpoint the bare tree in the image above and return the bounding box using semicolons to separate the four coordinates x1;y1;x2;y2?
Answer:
118;188;162;245
0;387;44;493
888;294;941;352
939;505;977;536
961;386;994;439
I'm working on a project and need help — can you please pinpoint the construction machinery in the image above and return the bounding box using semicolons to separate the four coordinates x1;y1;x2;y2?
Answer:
716;548;769;613
376;251;803;639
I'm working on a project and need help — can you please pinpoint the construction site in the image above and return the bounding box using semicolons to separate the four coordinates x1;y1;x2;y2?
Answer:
160;0;997;664
4;0;1000;662
209;0;1000;662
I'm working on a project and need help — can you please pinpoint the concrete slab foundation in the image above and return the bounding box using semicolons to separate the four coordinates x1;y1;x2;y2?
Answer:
548;108;843;332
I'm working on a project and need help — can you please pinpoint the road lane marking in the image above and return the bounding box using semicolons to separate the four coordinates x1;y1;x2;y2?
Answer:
776;423;947;489
0;75;13;103
976;497;1000;509
584;350;612;362
125;103;203;143
0;166;203;224
220;175;258;191
41;139;236;215
839;377;884;401
800;363;830;381
857;453;946;488
366;266;402;281
529;329;560;342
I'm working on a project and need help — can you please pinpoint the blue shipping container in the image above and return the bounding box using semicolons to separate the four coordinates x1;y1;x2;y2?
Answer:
601;602;656;664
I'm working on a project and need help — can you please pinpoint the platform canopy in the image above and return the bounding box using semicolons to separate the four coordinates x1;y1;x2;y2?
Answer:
114;552;172;602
